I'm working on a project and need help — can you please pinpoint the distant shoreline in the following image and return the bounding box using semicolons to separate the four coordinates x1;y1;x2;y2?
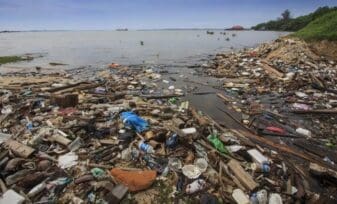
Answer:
1;28;254;33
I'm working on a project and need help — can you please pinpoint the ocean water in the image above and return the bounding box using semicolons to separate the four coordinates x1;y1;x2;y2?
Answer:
0;30;289;69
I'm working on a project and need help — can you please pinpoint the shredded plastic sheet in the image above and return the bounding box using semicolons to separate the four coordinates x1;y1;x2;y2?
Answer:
58;152;78;169
120;111;149;133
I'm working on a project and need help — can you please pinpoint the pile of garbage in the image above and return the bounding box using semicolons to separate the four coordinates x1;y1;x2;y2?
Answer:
0;61;336;203
205;37;337;140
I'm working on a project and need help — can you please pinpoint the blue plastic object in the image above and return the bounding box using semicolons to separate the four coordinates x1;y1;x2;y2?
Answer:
166;133;178;148
120;111;149;133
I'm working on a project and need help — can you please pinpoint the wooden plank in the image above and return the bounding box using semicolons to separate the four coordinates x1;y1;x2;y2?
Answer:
227;159;258;191
210;105;337;171
291;109;337;114
141;94;184;99
47;82;86;93
309;163;337;180
260;60;284;79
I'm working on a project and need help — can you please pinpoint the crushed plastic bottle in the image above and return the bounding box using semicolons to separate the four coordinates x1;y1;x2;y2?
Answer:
207;133;229;154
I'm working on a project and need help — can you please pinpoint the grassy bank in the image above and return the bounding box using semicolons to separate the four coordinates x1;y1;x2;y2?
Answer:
0;55;32;65
294;10;337;41
252;6;337;31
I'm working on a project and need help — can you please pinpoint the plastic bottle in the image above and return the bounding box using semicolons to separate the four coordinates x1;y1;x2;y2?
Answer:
250;193;259;204
26;121;33;131
256;189;268;204
207;133;229;154
232;188;250;204
165;133;178;148
296;128;312;137
138;141;155;154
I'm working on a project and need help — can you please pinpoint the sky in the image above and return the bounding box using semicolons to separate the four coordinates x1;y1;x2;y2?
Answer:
0;0;336;30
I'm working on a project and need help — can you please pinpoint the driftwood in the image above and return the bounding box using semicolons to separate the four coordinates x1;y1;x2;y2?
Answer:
227;159;259;191
310;73;337;94
217;93;232;103
310;162;337;180
190;107;209;126
47;82;88;93
291;109;337;114
141;94;184;99
260;60;284;79
206;105;337;171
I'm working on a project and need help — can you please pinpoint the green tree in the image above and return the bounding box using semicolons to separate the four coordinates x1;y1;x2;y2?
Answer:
281;9;291;20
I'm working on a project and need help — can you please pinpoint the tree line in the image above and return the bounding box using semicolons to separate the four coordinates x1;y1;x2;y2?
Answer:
252;6;337;31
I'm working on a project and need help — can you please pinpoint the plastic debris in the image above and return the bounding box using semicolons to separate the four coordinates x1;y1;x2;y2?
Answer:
120;111;149;133
58;152;78;169
110;168;156;192
207;133;229;154
182;164;202;179
186;179;206;194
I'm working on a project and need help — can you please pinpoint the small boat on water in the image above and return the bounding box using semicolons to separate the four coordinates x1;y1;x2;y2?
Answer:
116;28;128;31
206;30;214;35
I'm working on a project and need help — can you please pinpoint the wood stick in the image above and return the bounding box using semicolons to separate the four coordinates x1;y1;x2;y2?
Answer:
227;159;259;191
217;93;232;103
291;109;337;114
190;106;209;126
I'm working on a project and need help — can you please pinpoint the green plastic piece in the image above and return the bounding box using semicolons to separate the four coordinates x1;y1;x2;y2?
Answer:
168;97;178;104
91;168;105;178
207;134;229;154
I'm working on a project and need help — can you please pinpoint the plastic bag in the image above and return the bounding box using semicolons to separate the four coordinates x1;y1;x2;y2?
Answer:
120;111;149;133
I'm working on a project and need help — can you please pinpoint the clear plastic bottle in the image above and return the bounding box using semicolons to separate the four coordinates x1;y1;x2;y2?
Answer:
138;141;155;154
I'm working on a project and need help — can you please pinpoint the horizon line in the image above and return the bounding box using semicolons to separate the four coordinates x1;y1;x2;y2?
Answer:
0;27;254;32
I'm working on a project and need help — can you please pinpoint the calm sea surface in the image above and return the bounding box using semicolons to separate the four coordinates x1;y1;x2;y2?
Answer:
0;30;289;69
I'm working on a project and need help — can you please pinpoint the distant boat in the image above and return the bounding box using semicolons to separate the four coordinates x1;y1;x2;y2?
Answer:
116;28;128;31
206;31;214;35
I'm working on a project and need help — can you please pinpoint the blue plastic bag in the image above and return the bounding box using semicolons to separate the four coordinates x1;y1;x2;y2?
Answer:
120;111;149;133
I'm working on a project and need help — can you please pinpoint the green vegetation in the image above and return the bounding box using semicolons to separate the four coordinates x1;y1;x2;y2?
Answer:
0;55;31;65
252;6;337;31
294;10;337;41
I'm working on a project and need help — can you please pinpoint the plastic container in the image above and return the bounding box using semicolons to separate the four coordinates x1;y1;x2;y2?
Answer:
194;158;208;173
168;157;182;171
232;188;250;204
247;149;269;165
182;164;201;179
296;128;312;137
182;127;197;135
